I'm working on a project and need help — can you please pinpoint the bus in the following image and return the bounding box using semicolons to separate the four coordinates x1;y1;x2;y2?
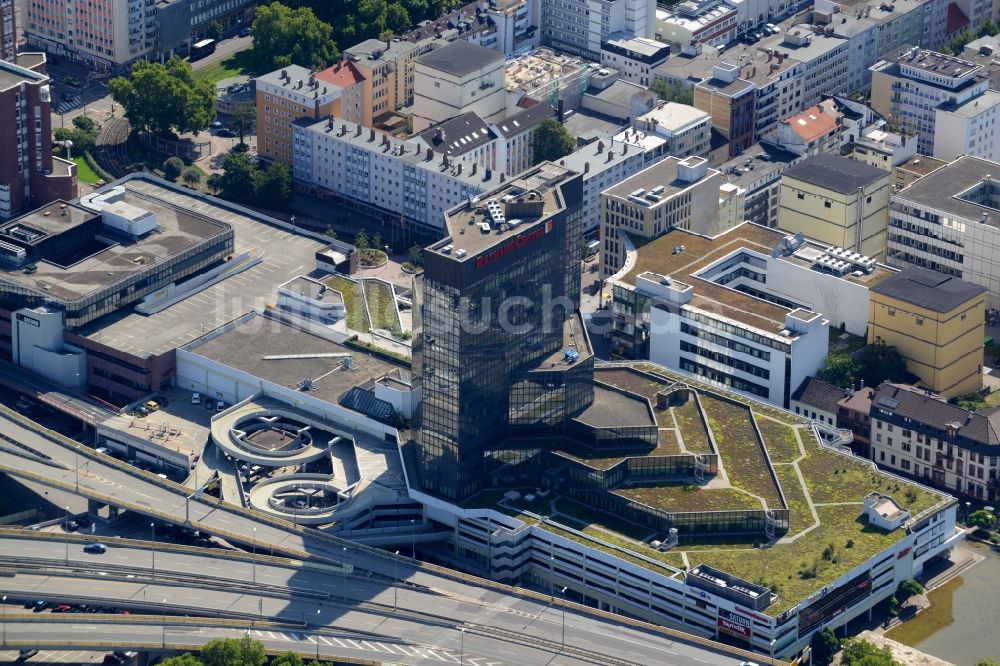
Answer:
189;38;216;61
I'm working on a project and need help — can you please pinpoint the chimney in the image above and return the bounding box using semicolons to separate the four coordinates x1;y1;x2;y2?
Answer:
435;127;444;142
457;163;463;175
369;128;376;141
607;150;614;162
485;167;493;179
584;161;590;173
443;155;450;168
327;118;334;130
471;162;477;175
356;125;362;137
623;143;628;155
597;140;605;153
500;173;506;182
281;69;288;79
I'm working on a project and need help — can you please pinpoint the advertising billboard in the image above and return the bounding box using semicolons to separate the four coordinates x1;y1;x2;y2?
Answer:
798;571;872;635
717;608;753;640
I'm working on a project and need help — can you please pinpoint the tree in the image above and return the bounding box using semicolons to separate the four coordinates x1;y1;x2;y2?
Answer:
408;243;423;266
219;152;258;202
371;232;383;252
181;166;203;188
975;660;1000;666
206;20;224;41
379;29;396;43
896;579;924;602
232;103;257;146
532;118;576;165
810;627;840;666
650;78;694;105
53;127;96;154
856;342;907;387
110;57;216;137
949;391;986;411
968;509;997;529
839;638;902;666
251;3;338;72
201;637;267;666
207;172;223;194
324;228;338;240
817;353;859;389
272;653;304;666
257;161;292;206
159;654;203;666
72;115;97;134
385;3;411;33
163;156;185;181
355;230;370;251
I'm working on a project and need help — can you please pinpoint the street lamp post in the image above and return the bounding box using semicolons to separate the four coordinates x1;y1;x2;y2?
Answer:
75;446;80;491
3;594;7;646
460;628;465;666
314;608;321;661
770;638;776;664
290;215;296;231
64;506;70;566
162;598;167;648
560;586;568;652
393;550;399;612
150;522;156;581
252;527;257;584
342;546;348;603
410;518;416;559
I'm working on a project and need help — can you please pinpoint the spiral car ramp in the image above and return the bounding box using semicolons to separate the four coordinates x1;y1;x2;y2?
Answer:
211;397;338;467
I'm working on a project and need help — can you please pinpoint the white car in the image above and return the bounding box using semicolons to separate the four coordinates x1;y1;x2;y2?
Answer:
766;22;778;33
216;401;226;412
191;392;202;405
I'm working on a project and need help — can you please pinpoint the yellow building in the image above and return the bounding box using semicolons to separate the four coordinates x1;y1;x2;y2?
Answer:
869;267;987;397
777;153;890;259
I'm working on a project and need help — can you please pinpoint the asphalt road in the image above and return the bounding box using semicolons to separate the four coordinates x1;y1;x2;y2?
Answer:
0;414;752;666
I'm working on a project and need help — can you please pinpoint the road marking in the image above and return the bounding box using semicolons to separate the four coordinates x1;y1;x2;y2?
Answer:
360;641;379;651
344;639;365;651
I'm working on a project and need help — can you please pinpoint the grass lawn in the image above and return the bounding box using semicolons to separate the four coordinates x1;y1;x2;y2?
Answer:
668;399;712;453
616;483;761;513
773;464;812;534
754;415;803;463
73;156;102;185
700;395;783;507
193;49;253;84
595;368;670;398
691;504;913;614
362;280;401;334
322;274;369;333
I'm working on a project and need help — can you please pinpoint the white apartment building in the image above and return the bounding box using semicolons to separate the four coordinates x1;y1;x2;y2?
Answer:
561;128;668;234
600;156;726;277
600;36;670;86
850;127;919;171
490;102;554;175
655;0;738;47
887;155;1000;305
632;101;712;159
293;117;502;235
607;224;895;406
473;0;542;55
410;40;507;132
542;0;654;59
871;47;1000;161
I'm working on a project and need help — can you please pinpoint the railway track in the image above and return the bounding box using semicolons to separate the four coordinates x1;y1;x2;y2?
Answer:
95;117;132;178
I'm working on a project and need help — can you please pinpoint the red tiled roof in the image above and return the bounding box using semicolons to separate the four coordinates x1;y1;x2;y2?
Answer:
315;61;366;88
784;105;839;143
946;3;969;36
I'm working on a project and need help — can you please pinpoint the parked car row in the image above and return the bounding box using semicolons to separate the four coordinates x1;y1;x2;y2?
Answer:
21;599;128;614
742;22;780;43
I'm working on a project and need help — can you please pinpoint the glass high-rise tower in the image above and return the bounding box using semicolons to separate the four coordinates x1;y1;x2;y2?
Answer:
413;163;592;500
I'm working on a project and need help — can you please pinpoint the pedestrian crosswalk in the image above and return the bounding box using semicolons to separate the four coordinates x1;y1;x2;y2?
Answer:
250;629;491;664
55;96;83;114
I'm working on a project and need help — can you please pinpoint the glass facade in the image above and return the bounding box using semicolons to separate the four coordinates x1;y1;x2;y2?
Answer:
414;168;589;500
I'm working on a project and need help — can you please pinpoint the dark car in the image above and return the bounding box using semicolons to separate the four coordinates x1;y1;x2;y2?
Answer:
17;650;38;661
83;542;107;555
65;519;79;532
76;516;92;528
239;27;251;38
216;128;236;138
204;398;216;410
31;600;48;612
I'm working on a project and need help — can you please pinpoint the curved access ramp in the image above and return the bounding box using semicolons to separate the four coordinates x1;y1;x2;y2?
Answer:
211;397;340;467
247;472;347;525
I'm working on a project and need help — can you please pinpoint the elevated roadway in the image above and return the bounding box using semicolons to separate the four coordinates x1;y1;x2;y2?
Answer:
0;410;780;665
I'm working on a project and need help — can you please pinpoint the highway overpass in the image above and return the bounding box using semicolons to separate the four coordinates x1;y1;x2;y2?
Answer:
0;409;779;665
